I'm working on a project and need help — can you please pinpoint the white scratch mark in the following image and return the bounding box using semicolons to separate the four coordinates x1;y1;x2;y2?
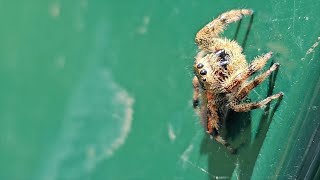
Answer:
271;17;294;22
54;55;66;69
38;68;135;180
180;144;193;163
273;113;284;122
180;143;229;179
231;160;241;180
184;159;229;179
292;0;297;35
235;172;240;180
311;106;318;111
106;90;134;157
252;89;263;100
306;37;320;55
301;36;320;61
167;123;176;142
49;2;60;18
86;146;96;159
137;16;151;35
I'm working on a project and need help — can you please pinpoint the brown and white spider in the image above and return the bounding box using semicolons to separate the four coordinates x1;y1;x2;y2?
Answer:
192;9;283;153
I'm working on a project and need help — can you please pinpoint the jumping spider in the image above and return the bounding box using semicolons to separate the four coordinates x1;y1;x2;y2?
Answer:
192;9;283;153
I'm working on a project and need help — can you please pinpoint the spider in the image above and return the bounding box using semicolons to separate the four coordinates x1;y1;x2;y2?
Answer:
192;9;283;153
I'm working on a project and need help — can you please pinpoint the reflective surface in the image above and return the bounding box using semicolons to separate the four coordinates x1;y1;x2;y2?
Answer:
0;0;319;179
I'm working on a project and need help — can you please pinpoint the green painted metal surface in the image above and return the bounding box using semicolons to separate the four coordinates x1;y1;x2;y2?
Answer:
0;0;319;179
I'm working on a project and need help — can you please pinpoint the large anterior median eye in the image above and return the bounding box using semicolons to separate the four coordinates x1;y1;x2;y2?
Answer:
215;49;225;57
219;59;229;66
197;63;204;68
200;69;207;75
215;49;230;68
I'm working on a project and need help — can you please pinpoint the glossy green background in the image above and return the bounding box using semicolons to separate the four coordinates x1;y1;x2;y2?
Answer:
0;0;319;179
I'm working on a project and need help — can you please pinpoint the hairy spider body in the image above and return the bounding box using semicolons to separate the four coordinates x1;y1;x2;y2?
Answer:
192;9;283;153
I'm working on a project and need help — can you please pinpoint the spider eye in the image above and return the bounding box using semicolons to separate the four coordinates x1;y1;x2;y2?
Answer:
215;49;225;57
200;69;207;75
197;63;204;68
219;60;229;66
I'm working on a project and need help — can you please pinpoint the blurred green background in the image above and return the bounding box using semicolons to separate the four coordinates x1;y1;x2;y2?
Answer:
0;0;319;179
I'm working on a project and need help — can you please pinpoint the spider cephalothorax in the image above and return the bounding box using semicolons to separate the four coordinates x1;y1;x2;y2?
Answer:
192;9;283;153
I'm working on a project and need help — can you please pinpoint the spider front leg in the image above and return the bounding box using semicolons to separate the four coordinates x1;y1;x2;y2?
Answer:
224;52;273;92
195;9;253;50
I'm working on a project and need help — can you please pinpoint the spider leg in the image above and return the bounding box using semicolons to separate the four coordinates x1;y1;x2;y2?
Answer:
224;52;273;92
206;92;236;153
192;76;200;109
211;135;236;153
206;93;219;134
195;9;253;50
236;63;280;100
229;92;283;112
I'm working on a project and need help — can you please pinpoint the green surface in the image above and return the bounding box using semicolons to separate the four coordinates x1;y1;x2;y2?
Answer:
0;0;319;179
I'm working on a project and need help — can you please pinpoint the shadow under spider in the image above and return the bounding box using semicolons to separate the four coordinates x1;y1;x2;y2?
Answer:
199;15;285;179
234;59;284;180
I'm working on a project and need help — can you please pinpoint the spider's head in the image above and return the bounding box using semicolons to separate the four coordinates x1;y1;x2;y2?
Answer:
194;49;230;88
